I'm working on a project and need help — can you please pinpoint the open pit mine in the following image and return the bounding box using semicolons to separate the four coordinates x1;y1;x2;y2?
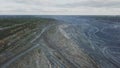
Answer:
0;16;120;68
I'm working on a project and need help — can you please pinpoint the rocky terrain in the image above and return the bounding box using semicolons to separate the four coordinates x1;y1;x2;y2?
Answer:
0;16;120;68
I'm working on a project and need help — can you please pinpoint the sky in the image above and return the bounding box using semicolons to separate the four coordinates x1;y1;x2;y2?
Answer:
0;0;120;15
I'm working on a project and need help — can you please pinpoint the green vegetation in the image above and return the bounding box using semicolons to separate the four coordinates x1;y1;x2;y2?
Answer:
0;16;55;27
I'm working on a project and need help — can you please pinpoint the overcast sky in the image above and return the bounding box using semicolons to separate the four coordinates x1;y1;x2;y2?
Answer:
0;0;120;15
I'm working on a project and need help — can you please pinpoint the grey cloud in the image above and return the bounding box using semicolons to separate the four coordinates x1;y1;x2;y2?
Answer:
0;0;120;15
57;1;120;8
8;0;43;6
